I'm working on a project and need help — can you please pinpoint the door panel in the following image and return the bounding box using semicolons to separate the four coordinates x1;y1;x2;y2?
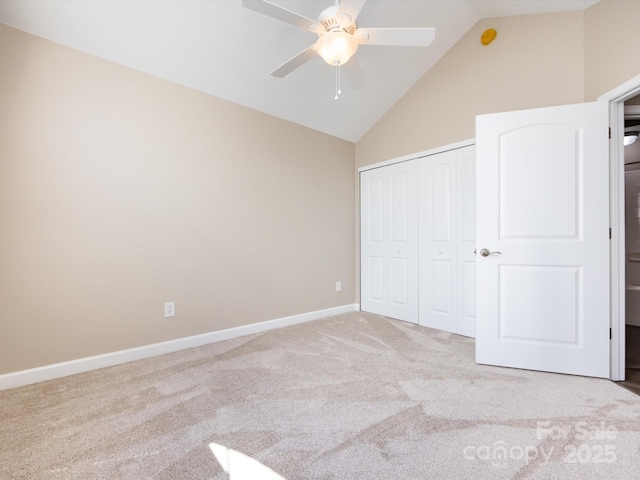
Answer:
476;102;609;378
500;126;580;239
462;262;477;321
392;257;408;304
432;260;453;313
369;256;384;301
457;146;477;337
419;150;457;332
391;172;408;241
369;177;383;242
500;265;580;343
432;163;452;241
418;145;477;337
361;161;418;323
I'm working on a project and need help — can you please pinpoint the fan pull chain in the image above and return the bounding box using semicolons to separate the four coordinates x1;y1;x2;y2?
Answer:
335;64;342;100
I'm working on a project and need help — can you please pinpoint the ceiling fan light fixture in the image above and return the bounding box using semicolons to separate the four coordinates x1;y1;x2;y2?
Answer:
315;31;358;66
625;132;638;146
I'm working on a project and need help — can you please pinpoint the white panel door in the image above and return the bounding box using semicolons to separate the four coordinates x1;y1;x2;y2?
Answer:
419;150;458;332
361;161;419;323
476;102;609;378
456;146;477;338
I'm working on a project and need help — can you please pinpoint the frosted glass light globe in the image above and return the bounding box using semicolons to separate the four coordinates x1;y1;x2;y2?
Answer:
315;31;358;66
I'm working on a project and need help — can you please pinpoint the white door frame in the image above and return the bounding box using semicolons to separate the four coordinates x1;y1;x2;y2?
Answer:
599;73;640;381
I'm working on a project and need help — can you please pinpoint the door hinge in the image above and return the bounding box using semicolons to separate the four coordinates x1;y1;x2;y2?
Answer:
610;227;612;239
610;328;612;340
609;127;611;139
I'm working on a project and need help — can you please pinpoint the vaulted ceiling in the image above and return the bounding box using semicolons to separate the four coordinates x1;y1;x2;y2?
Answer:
0;0;599;142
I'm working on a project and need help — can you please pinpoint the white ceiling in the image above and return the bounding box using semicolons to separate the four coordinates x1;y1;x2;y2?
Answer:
0;0;598;142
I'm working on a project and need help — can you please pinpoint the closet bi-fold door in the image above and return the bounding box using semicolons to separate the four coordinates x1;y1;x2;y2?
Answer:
361;160;419;323
419;146;476;337
419;150;457;332
456;146;477;337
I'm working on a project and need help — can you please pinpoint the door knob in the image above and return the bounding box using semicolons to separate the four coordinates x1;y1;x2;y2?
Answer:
480;248;502;257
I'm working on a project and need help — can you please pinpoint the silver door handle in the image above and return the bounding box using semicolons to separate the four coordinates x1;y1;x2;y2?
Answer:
480;248;501;257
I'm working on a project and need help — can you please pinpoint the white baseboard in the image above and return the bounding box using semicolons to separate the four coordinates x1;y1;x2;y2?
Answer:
0;303;359;391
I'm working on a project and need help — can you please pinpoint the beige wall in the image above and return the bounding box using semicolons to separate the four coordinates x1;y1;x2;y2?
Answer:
584;0;640;101
5;1;640;376
354;10;586;301
0;24;355;375
353;2;640;302
355;1;640;169
355;11;585;169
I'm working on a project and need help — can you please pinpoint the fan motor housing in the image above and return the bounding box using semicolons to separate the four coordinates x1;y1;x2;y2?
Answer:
318;5;356;34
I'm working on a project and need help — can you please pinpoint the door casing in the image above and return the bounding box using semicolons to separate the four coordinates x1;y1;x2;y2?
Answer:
600;73;640;381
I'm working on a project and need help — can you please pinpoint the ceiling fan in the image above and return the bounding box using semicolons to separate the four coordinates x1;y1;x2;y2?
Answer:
242;0;436;91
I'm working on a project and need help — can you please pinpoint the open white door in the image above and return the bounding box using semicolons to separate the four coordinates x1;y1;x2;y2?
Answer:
476;101;610;378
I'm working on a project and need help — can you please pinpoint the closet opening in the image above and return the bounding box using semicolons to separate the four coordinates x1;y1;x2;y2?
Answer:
620;96;640;394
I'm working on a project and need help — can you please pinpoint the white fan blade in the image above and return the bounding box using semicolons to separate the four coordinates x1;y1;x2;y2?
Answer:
271;45;317;77
357;27;436;47
344;57;367;90
337;0;367;24
242;0;320;31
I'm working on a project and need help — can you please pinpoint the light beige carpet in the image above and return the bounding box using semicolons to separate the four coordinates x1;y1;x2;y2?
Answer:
1;311;640;479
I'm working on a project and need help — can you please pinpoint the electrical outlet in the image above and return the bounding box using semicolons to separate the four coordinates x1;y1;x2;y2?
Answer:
336;281;342;292
164;302;175;318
